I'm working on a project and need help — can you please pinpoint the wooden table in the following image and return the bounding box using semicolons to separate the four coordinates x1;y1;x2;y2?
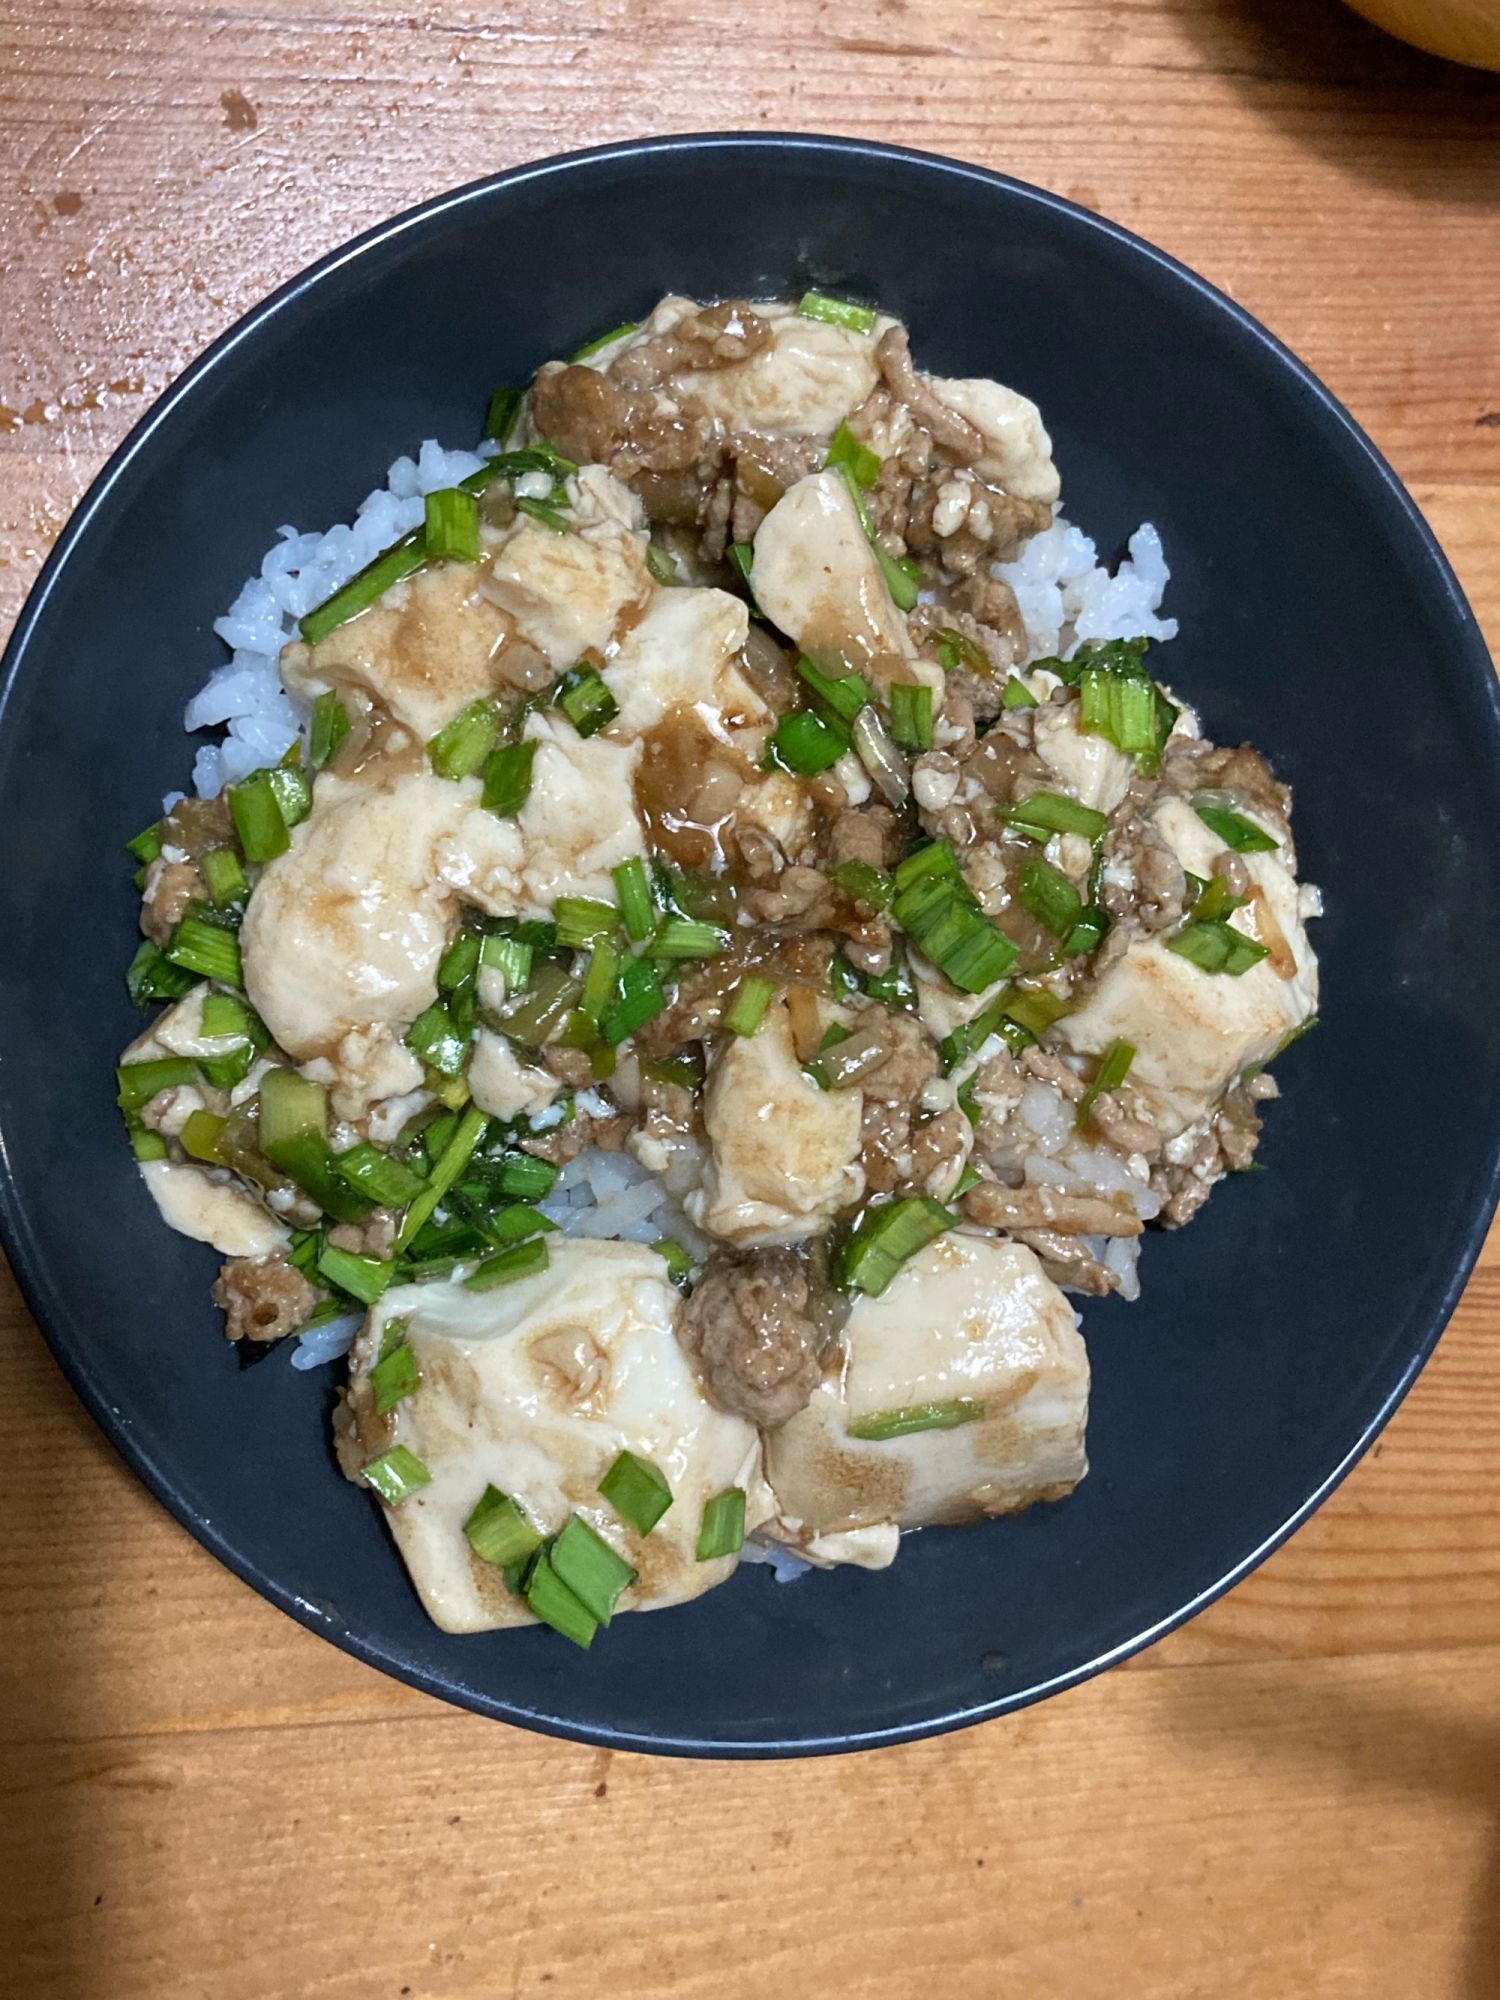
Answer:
4;3;1500;1993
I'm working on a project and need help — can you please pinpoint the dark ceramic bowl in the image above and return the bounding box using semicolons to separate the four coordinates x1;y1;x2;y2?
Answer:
3;136;1497;1756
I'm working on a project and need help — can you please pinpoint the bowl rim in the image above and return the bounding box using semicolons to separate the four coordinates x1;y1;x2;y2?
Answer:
2;130;1497;1756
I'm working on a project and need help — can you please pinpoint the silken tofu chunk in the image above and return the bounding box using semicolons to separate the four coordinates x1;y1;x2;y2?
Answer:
341;1240;766;1634
764;1234;1088;1548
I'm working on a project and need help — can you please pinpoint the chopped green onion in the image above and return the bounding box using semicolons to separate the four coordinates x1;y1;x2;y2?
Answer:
555;896;618;948
695;1488;746;1561
124;940;195;1009
1063;906;1111;957
317;1244;392;1306
257;1073;375;1224
201;845;247;907
840;1196;953;1297
129;1126;168;1162
572;321;638;360
830;858;894;910
394;1104;490;1252
766;709;848;775
553;663;618;738
267;760;312;829
478;738;535;820
798;291;877;333
464;1485;542;1569
198;1042;256;1092
652;918;727;960
405;1001;470;1078
228;772;290;864
1167;919;1271;977
515;496;569;533
1076;1038;1136;1130
300;529;427;646
126;820;163;865
861;948;917;1009
1017;857;1084;938
1193;799;1279;853
166;914;243;988
484;385;522;445
1005;790;1108;843
819;1032;888;1090
601;955;666;1045
334;1141;427;1207
796;655;870;724
722;974;776;1038
464;1236;549;1290
727;543;760;612
178;1109;227;1163
363;1445;432;1505
369;1339;420;1414
496;1151;559;1199
579;937;620;1022
652;1238;696;1288
498;964;583;1047
1003;674;1039;710
551;1514;636;1624
479;933;533;997
482;1202;557;1246
877;546;921;612
953;1162;984;1197
934;628;992;676
310;690;352;769
849;1399;984;1442
612;856;656;942
891;848;1019;994
894;838;964;892
1002;986;1072;1036
598;1452;674;1536
825;420;881;487
643;1050;704;1090
200;992;251;1039
424;486;481;563
646;543;678;586
428;698;498;781
525;1551;596;1648
1076;659;1178;775
437;931;482;994
888;682;934;752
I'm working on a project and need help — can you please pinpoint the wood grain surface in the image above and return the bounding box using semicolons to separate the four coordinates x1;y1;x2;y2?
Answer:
3;2;1499;1994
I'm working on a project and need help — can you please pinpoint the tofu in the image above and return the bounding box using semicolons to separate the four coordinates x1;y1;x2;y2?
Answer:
482;464;651;669
1059;793;1319;1138
919;375;1061;504
1031;700;1135;814
601;585;758;738
763;1234;1088;1548
280;558;511;742
467;1028;561;1123
686;995;865;1246
343;1241;767;1633
507;710;646;909
122;983;253;1064
138;1159;288;1258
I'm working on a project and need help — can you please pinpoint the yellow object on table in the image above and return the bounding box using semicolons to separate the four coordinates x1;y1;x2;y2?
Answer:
1342;0;1500;67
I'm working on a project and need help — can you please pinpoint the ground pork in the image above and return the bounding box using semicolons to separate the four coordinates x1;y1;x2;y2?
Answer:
675;1246;830;1428
213;1253;322;1343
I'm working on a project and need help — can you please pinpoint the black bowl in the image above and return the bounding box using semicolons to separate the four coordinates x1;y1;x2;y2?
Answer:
3;135;1497;1757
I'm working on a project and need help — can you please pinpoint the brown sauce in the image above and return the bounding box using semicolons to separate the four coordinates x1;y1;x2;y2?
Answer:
634;704;756;873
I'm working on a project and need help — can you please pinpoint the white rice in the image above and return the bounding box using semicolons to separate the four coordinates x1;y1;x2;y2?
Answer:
995;517;1178;663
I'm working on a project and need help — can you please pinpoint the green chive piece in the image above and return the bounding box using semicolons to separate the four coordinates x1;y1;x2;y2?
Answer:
310;690;352;769
1167;919;1271;977
116;1054;199;1111
363;1445;432;1505
554;896;618;949
129;1126;168;1162
482;1202;557;1246
652;918;727;960
888;682;934;751
875;543;921;613
1192;798;1279;854
652;1238;696;1287
334;1141;427;1207
126;820;164;865
525;1551;597;1648
579;937;620;1022
722;974;776;1038
1076;1038;1137;1130
464;1486;542;1569
891;843;1019;994
267;760;312;829
551;1514;637;1625
228;771;290;864
124;941;195;1009
437;930;482;994
934;628;992;676
1063;906;1111;958
825;419;882;487
497;963;583;1047
1003;674;1039;709
599;1451;674;1536
479;933;533;994
200;992;251;1039
553;663;618;738
317;1244;392;1306
464;1236;549;1291
428;698;498;781
481;738;537;819
696;1488;747;1561
178;1109;227;1163
1002;986;1073;1037
405;1001;470;1078
258;1068;374;1225
830;859;894;911
200;845;247;907
1017;857;1085;939
796;654;870;724
612;856;656;942
728;542;760;612
394;1104;490;1253
167;914;243;988
369;1339;420;1414
601;956;666;1045
198;1042;257;1092
571;321;638;360
496;1151;559;1199
766;709;848;775
515;496;569;533
644;1050;705;1090
424;486;482;563
300;529;427;646
840;1196;954;1297
798;291;878;334
646;543;678;586
484;385;522;444
849;1399;984;1442
1005;790;1108;843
